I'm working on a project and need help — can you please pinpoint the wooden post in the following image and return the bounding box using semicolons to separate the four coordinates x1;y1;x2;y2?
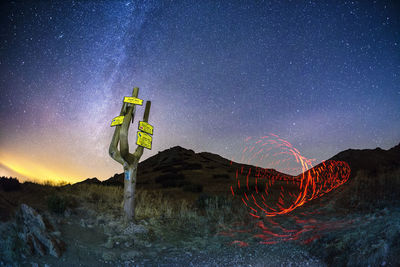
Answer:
109;87;151;222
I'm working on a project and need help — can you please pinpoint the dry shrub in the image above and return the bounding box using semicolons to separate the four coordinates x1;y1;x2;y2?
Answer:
182;183;203;193
0;177;20;192
212;174;230;180
134;190;246;227
63;183;248;229
40;180;70;187
63;184;123;212
47;194;67;214
336;168;400;211
135;191;186;219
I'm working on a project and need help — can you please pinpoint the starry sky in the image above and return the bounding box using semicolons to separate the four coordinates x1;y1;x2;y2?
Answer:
0;1;399;183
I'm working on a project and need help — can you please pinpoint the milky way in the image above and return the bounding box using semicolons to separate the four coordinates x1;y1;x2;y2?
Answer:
0;1;399;182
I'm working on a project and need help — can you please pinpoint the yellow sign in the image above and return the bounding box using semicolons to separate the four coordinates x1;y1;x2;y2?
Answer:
111;116;124;127
138;121;154;135
124;97;143;105
136;131;152;150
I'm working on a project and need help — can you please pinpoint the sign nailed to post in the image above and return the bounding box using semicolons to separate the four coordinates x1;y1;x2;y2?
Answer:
136;131;152;150
138;121;154;135
111;116;124;127
124;96;143;105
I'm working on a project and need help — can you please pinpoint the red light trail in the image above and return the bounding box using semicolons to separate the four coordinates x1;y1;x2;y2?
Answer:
218;212;360;247
230;134;351;217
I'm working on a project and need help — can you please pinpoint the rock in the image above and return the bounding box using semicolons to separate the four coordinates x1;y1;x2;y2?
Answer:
124;241;133;248
113;235;129;244
122;222;148;235
52;231;61;237
120;250;142;260
102;251;116;261
96;217;106;226
16;204;65;258
108;221;119;228
103;238;113;249
148;251;158;258
135;239;152;248
64;209;71;218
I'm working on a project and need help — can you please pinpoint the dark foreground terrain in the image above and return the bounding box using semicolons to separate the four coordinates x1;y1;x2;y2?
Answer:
0;144;399;266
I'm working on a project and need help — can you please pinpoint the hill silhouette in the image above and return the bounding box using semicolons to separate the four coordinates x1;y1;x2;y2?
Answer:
329;143;400;178
101;145;288;196
97;143;400;194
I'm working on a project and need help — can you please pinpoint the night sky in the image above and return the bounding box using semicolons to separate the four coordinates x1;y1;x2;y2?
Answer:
0;1;399;183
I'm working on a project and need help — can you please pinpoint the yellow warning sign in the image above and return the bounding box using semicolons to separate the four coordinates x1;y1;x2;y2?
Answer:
138;121;154;135
124;97;143;105
136;131;152;150
111;116;124;127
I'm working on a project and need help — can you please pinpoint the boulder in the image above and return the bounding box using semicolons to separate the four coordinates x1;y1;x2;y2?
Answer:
122;222;148;235
102;251;116;261
16;204;65;258
120;250;142;260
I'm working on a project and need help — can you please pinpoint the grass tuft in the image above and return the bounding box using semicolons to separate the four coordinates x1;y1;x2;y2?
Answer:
47;194;67;214
335;168;400;212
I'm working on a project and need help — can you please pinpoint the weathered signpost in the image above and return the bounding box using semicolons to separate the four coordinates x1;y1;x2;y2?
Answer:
109;87;153;221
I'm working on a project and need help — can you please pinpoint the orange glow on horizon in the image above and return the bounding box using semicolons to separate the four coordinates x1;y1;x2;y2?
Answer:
0;152;85;183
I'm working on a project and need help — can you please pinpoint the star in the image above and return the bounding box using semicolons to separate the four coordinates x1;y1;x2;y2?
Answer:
0;0;398;182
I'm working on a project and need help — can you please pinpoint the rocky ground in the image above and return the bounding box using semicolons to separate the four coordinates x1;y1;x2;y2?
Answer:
1;193;399;266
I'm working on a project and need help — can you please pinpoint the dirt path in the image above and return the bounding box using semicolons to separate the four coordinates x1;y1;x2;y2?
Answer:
11;211;325;267
2;203;400;266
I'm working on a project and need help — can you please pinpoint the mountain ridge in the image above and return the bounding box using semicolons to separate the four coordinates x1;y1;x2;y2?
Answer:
80;143;400;196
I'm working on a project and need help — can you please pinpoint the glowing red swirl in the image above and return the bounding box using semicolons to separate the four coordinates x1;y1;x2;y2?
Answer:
230;134;350;217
